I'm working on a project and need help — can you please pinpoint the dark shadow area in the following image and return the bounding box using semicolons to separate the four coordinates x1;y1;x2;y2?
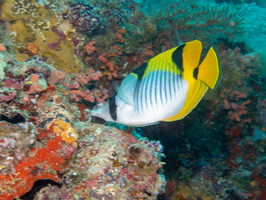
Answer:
136;101;230;178
17;179;62;200
0;114;26;124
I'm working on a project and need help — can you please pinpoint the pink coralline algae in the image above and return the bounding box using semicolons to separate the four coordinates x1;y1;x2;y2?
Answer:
212;47;261;125
25;74;48;94
3;78;23;90
0;90;17;102
221;89;251;122
62;68;109;104
83;40;97;55
3;54;109;105
47;69;66;86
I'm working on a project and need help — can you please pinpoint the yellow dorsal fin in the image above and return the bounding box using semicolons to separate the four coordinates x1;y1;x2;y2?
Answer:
182;40;202;70
163;80;208;122
144;47;182;76
197;47;220;89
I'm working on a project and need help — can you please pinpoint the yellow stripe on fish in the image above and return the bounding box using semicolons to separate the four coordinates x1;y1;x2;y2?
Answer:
130;46;182;80
91;40;220;127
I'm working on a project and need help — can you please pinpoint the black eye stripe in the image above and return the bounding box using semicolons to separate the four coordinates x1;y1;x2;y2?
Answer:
109;93;117;121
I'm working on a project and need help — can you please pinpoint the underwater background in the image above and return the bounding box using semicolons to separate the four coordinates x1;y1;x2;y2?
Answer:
0;0;265;199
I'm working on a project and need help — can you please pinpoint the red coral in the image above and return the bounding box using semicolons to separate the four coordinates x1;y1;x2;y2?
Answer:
0;124;77;200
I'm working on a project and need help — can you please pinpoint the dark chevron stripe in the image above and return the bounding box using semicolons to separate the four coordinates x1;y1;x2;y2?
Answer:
147;71;153;109
155;63;160;107
167;74;170;101
149;71;154;108
158;71;163;106
170;71;174;101
136;82;142;114
142;74;148;111
165;71;170;103
171;65;177;95
155;71;159;106
177;74;181;90
163;70;167;105
175;74;179;91
134;81;141;114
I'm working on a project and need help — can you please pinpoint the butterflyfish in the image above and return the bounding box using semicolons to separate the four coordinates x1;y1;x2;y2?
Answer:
91;40;220;127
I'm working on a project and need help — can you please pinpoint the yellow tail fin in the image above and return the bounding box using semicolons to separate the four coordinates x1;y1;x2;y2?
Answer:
163;41;220;122
197;47;220;89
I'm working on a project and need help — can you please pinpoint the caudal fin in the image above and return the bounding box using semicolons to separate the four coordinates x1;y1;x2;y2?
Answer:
163;41;220;122
197;47;220;89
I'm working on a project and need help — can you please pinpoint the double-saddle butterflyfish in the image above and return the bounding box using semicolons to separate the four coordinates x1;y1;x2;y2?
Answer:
91;40;220;127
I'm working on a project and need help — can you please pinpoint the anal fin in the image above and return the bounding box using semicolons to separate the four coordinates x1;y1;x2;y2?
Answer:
163;80;208;122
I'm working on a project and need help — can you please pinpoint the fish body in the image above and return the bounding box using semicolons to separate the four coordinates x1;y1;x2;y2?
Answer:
91;40;220;127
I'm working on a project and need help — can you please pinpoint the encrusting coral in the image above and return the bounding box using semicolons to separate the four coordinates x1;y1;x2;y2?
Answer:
0;0;85;73
34;123;165;199
0;49;165;199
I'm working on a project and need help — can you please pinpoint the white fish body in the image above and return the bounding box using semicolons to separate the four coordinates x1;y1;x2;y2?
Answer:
91;40;219;127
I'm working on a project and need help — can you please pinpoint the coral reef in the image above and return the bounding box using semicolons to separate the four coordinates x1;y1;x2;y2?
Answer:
63;0;124;34
34;123;165;199
0;50;165;199
0;0;265;199
0;121;37;171
0;89;78;199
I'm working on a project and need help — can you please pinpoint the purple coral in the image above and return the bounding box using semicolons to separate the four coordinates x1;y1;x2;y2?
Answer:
63;0;123;34
47;26;67;50
63;1;103;33
0;91;17;102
